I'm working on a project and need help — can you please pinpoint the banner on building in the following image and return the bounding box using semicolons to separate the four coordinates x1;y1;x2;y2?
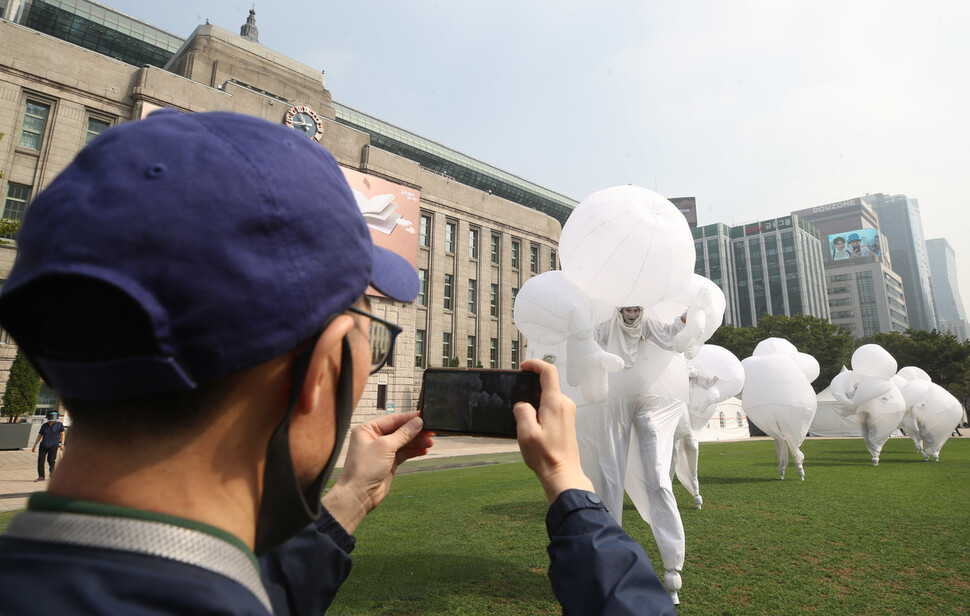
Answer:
341;168;421;295
827;228;882;261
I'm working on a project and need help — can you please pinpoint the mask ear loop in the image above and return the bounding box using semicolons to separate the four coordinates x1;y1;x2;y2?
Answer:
254;326;355;555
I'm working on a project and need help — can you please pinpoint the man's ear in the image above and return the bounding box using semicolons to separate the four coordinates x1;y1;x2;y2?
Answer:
298;314;355;414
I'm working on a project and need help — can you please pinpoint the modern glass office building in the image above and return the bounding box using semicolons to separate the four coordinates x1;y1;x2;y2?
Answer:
864;193;938;332
926;238;968;341
793;196;913;336
693;215;828;327
824;264;909;336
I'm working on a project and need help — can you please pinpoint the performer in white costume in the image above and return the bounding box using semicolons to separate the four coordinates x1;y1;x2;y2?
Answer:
592;306;689;603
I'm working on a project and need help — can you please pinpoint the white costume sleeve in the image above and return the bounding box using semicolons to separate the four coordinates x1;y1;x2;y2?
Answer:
643;315;687;350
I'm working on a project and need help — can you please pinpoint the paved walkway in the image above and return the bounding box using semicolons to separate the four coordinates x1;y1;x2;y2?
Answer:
0;436;522;513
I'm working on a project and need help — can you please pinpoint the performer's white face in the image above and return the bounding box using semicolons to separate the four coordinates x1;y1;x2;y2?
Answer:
620;306;641;325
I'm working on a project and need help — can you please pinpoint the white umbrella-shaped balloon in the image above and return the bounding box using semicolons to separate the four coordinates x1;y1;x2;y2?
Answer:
672;345;745;509
893;366;933;454
741;338;819;480
560;185;695;307
848;345;905;466
910;382;963;461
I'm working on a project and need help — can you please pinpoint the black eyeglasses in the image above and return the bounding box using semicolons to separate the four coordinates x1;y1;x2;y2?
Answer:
346;306;403;374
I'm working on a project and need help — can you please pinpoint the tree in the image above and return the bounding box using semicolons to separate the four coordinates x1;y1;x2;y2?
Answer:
709;314;854;392
2;348;42;422
756;314;855;391
448;357;460;367
708;324;760;363
867;329;970;388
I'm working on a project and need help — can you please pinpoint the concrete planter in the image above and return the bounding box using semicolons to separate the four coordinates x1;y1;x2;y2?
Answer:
0;422;31;450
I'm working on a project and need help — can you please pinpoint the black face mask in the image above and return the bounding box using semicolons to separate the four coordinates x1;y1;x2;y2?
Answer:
253;334;355;556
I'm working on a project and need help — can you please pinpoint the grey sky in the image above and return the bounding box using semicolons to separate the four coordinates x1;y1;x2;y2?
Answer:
106;0;970;317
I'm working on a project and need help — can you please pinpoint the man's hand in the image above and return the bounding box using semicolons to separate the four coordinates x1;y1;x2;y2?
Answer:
322;412;433;534
514;359;595;504
31;445;36;453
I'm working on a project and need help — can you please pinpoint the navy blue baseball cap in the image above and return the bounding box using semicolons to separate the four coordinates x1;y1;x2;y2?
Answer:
0;110;418;401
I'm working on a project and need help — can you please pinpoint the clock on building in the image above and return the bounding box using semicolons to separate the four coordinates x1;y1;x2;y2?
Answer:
283;105;325;142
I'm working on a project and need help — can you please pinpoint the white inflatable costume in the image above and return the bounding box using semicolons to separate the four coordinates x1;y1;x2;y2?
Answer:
741;338;820;479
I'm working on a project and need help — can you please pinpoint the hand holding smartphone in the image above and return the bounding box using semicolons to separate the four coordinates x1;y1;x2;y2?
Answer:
418;368;542;438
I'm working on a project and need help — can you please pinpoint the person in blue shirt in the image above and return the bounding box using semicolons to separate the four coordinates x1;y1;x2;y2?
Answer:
31;411;64;481
0;111;674;615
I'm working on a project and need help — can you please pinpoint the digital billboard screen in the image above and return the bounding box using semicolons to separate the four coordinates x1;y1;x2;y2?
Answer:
668;197;697;227
827;228;881;261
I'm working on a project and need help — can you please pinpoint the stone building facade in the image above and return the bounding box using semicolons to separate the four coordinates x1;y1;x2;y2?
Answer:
0;18;562;424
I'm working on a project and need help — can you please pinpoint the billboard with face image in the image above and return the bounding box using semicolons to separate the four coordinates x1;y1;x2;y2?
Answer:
828;228;881;261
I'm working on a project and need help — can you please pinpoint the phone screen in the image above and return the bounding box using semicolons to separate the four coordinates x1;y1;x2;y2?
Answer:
418;368;542;438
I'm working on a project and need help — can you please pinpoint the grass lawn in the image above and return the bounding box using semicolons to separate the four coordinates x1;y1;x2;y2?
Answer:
327;437;969;615
1;438;966;614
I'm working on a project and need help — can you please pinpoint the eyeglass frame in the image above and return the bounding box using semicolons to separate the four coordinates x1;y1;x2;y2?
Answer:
346;306;403;374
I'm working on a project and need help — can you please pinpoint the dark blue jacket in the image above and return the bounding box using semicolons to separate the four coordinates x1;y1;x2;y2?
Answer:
546;490;677;615
0;490;675;615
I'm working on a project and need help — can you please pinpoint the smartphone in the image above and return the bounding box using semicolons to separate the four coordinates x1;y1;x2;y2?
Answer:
418;368;542;438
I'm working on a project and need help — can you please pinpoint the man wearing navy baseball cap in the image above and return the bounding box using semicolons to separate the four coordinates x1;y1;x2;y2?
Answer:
0;111;674;615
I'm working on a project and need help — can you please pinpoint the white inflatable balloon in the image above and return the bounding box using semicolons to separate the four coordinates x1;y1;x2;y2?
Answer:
829;370;859;416
894;367;933;454
909;382;962;461
741;338;819;480
686;345;745;426
851;344;898;379
855;382;906;465
671;345;745;512
512;271;585;345
832;344;905;465
559;185;695;307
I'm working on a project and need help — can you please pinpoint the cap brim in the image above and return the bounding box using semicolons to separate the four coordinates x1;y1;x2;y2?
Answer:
370;245;419;302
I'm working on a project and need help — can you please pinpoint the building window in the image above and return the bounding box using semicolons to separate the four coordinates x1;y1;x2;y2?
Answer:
511;340;519;369
490;338;498;368
443;274;453;310
419;213;432;248
376;384;387;410
550;250;557;270
445;221;456;253
417;269;428;306
490;283;499;317
442;332;452;366
415;329;426;368
511;240;520;269
19;101;50;150
469;228;479;259
468;279;477;314
85;116;111;145
490;234;500;264
34;384;59;417
3;183;32;222
530;244;539;274
466;335;477;367
511;287;518;303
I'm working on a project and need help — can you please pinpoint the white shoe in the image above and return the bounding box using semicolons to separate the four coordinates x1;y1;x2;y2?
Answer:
693;494;703;510
664;570;682;605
